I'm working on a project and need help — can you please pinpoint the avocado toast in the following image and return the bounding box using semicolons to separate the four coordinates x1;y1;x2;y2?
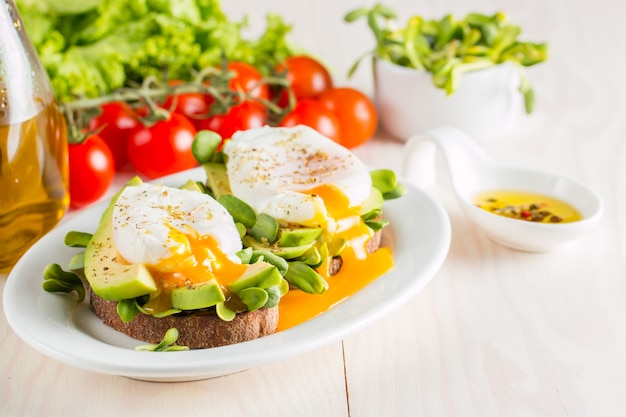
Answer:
43;126;405;349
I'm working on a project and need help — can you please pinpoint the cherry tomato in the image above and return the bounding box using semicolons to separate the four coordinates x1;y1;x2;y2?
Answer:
277;55;333;100
87;102;139;170
162;80;208;120
227;62;269;101
195;101;266;140
68;134;115;209
127;113;198;179
279;99;341;143
318;87;378;148
194;113;226;138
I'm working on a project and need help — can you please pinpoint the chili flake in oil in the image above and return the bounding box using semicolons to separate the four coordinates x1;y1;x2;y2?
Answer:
474;190;583;224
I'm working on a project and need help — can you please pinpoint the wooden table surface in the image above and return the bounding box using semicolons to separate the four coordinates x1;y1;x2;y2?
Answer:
2;0;625;416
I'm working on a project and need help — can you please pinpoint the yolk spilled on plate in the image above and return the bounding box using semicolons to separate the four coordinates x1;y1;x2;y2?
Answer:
276;183;394;331
276;246;393;331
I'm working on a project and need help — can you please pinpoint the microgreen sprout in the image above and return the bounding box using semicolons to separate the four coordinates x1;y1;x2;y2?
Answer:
345;4;548;113
134;328;189;352
42;263;85;302
63;231;93;248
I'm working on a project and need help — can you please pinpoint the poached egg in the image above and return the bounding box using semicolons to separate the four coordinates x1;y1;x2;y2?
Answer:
223;125;372;228
222;125;394;330
112;182;246;313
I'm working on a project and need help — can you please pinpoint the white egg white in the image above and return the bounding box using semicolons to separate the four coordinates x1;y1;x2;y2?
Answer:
223;125;372;226
112;183;242;268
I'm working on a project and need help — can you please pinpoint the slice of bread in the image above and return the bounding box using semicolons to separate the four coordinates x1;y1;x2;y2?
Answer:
89;287;278;349
89;229;383;349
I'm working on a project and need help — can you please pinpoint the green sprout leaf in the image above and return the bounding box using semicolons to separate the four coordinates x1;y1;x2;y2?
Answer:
67;252;86;270
370;169;398;194
42;263;85;302
134;328;189;352
63;231;93;248
249;213;279;244
284;261;328;294
238;287;269;312
218;194;257;229
365;219;390;232
117;299;141;323
192;130;223;164
344;4;549;113
216;302;236;321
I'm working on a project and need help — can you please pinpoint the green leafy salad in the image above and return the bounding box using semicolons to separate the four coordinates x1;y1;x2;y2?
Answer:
16;0;297;102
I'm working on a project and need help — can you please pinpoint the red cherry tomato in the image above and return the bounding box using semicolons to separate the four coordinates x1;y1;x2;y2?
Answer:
162;80;208;120
227;62;269;100
87;102;139;170
194;113;226;137
277;55;333;100
195;101;266;140
202;62;269;112
279;99;341;143
318;87;378;148
68;134;115;209
127;113;198;179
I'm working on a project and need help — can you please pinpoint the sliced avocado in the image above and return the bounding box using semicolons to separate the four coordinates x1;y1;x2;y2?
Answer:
242;235;314;259
179;179;204;193
296;246;322;267
227;261;283;293
328;238;347;257
360;187;384;216
171;279;225;310
277;227;323;247
84;177;158;301
204;162;231;197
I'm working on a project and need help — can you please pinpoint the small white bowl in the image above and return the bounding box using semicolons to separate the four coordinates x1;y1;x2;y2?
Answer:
404;127;604;252
374;58;523;142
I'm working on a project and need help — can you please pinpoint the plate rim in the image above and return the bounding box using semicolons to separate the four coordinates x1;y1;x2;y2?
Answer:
3;167;451;381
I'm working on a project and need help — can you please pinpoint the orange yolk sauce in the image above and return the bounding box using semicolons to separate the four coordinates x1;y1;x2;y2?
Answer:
276;246;393;331
276;183;394;331
141;231;247;314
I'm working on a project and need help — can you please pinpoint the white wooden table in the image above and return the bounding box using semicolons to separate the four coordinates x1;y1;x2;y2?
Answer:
2;0;626;416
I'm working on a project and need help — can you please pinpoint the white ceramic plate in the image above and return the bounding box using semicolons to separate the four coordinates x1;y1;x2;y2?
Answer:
3;167;450;382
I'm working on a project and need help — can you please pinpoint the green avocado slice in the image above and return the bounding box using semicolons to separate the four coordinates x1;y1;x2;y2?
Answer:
171;279;225;310
204;162;231;197
227;261;282;294
83;177;158;301
277;227;323;247
242;235;314;259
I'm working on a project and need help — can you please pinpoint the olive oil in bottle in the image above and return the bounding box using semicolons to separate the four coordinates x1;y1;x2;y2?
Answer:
0;0;69;272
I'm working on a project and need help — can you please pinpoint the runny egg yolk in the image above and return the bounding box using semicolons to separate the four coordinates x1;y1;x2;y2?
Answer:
140;228;247;314
276;184;394;331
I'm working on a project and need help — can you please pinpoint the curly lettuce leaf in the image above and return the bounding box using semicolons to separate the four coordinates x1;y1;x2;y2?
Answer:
16;0;296;102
